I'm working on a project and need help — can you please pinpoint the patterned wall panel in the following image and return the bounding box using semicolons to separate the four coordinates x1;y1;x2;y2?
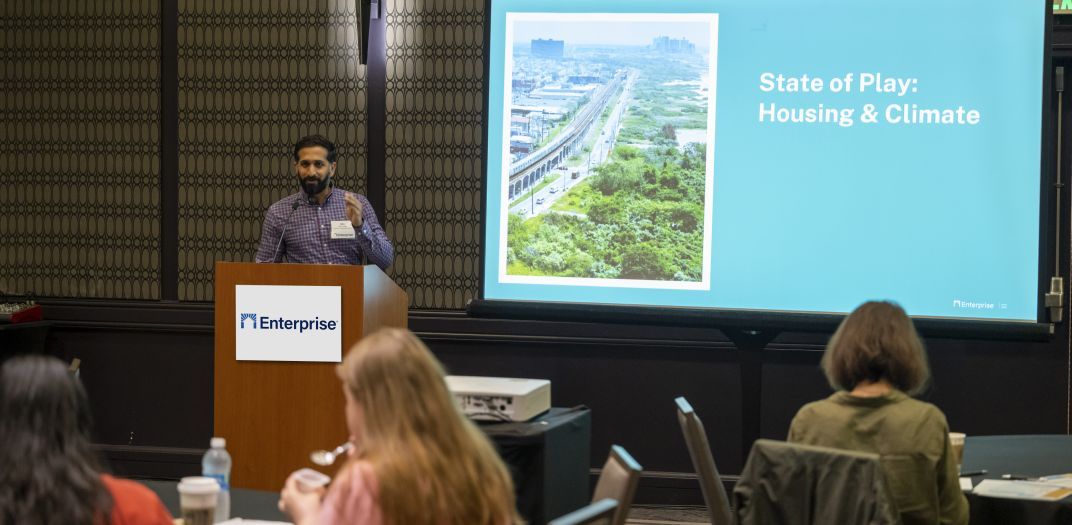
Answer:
385;0;485;309
177;0;367;301
0;0;161;299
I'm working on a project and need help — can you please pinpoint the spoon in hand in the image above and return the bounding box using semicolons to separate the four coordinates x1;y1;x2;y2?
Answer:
310;441;353;466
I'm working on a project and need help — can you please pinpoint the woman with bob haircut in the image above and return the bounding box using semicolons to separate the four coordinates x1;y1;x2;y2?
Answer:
280;327;522;525
0;355;173;525
788;301;968;525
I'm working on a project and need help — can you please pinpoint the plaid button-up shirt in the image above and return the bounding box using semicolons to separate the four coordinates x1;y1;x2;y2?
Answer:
255;189;394;270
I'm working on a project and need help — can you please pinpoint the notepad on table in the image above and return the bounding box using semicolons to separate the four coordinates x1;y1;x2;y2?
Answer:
1037;473;1072;489
973;479;1072;501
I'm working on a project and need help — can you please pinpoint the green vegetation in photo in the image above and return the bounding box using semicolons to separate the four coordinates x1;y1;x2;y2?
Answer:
506;142;706;281
505;49;710;282
566;154;585;168
550;183;599;214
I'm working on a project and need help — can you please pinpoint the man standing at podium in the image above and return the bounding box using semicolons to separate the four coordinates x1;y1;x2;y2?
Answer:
255;135;394;270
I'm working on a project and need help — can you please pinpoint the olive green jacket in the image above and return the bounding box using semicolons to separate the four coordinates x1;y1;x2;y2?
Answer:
788;390;969;525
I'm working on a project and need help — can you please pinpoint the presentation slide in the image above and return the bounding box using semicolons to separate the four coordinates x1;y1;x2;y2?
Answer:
481;0;1047;322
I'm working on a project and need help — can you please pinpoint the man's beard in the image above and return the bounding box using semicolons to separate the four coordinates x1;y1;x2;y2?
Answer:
301;176;329;196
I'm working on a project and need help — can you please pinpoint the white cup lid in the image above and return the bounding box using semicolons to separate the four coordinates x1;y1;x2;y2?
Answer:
178;476;220;495
294;467;331;490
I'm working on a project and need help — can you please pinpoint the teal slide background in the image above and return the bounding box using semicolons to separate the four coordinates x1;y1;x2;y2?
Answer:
483;0;1046;321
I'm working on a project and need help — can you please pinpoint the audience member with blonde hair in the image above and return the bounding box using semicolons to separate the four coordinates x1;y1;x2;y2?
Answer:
0;355;173;525
279;327;522;525
787;300;968;525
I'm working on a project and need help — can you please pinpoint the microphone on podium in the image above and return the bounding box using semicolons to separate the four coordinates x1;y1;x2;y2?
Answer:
271;199;302;262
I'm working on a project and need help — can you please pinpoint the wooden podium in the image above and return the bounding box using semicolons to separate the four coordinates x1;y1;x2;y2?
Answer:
213;262;408;490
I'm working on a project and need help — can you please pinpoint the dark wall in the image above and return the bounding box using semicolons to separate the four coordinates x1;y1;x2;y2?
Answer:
2;4;1071;506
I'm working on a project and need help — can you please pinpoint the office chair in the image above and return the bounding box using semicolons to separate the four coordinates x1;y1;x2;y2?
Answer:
68;357;81;380
591;445;642;525
675;396;734;525
548;498;618;525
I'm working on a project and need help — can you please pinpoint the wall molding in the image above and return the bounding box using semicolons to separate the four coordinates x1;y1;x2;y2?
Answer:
37;298;213;330
94;444;204;481
29;298;835;352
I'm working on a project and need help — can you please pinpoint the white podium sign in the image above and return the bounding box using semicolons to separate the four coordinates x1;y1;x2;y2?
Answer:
234;285;342;362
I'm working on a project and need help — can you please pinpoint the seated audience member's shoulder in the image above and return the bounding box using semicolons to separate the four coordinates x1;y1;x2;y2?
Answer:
788;397;841;435
100;473;155;500
100;474;172;525
334;460;380;494
906;396;950;426
794;394;845;419
319;460;385;524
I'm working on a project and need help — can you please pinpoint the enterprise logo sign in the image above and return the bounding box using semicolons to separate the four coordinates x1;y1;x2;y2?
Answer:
239;313;338;332
235;285;342;362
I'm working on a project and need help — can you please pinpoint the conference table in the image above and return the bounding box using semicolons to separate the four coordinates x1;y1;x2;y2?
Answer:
144;406;591;525
143;479;287;522
962;434;1072;525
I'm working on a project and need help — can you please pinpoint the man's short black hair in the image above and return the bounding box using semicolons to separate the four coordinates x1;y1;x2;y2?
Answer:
293;135;337;163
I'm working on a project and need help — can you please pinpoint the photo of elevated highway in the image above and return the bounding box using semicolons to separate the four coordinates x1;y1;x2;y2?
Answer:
503;17;715;283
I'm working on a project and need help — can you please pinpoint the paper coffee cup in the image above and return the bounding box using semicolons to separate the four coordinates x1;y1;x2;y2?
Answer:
177;476;219;525
949;432;966;469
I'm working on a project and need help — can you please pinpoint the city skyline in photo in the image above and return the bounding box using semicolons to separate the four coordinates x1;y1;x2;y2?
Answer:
511;20;711;49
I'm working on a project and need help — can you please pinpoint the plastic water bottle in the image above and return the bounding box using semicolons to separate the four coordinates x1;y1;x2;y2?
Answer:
201;437;231;522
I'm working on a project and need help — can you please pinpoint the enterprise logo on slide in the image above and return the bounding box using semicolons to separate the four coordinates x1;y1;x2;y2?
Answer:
238;312;338;332
952;299;1007;311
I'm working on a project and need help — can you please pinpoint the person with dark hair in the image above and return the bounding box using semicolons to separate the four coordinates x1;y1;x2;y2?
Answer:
0;355;173;525
255;134;394;270
787;301;968;525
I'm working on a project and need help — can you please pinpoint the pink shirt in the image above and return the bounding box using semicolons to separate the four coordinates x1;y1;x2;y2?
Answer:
317;462;384;525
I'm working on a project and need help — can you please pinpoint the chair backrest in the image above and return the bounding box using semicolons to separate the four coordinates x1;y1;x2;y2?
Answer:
734;439;900;525
549;498;619;525
591;445;642;525
674;397;734;525
68;357;81;380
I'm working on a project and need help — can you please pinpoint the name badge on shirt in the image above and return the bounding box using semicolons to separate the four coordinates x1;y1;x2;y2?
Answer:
330;220;356;239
